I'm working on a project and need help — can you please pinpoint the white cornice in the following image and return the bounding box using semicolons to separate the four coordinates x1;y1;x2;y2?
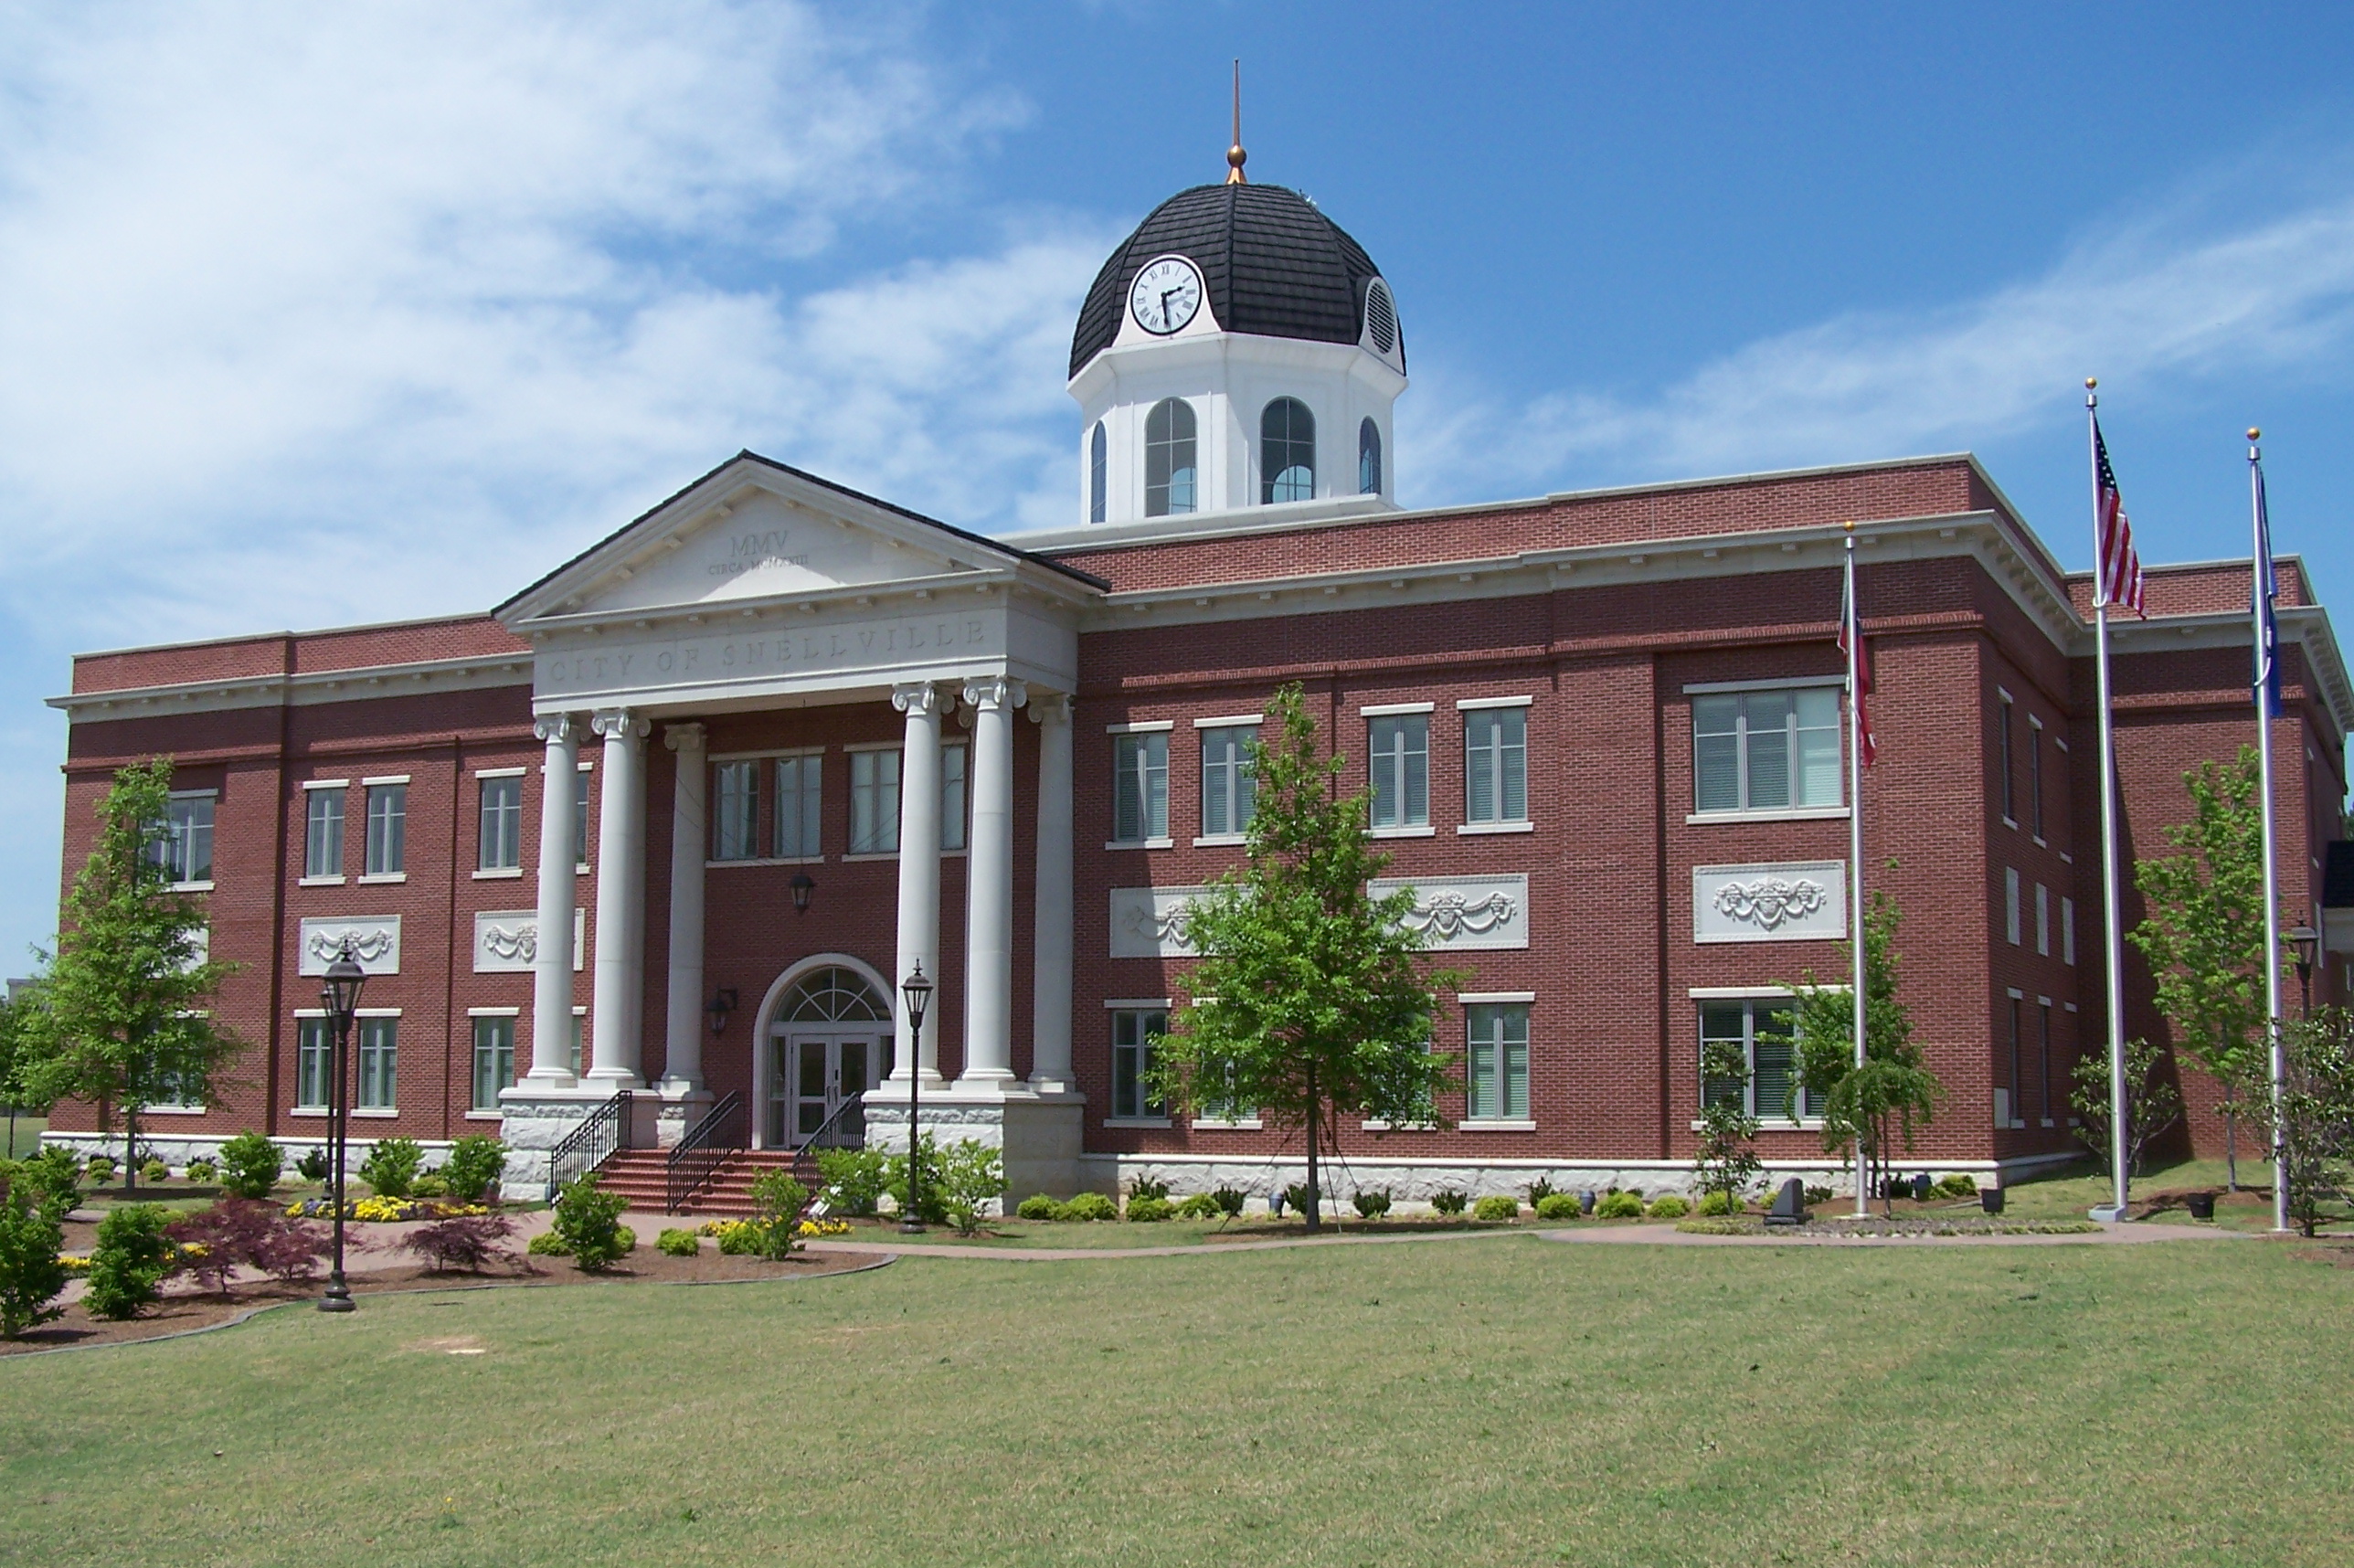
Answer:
50;652;535;719
2108;604;2354;734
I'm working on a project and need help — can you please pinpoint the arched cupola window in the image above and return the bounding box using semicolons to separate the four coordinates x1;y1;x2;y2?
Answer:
1261;397;1315;504
1145;398;1197;516
1088;420;1108;523
1358;418;1382;495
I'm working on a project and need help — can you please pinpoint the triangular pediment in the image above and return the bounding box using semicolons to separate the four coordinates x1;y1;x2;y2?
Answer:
498;452;1100;627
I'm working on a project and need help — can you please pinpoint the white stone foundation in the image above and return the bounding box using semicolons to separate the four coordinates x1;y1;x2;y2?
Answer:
863;1087;1086;1211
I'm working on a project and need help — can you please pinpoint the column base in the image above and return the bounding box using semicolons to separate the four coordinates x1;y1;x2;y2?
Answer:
863;1086;1086;1211
495;1085;628;1202
580;1068;648;1093
652;1084;715;1149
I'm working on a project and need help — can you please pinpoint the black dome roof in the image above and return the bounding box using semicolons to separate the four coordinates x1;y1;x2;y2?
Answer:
1070;183;1393;379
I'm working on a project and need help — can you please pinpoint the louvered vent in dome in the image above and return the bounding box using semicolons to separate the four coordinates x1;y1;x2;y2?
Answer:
1363;280;1396;355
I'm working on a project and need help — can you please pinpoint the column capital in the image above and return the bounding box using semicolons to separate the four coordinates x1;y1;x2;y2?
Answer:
663;721;707;753
1026;690;1074;726
962;675;1027;714
533;713;576;744
592;708;651;742
892;681;952;717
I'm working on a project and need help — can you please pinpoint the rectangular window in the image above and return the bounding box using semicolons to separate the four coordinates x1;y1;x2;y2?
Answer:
2029;717;2045;838
153;792;217;885
574;767;592;869
569;1012;585;1078
304;788;345;878
775;754;822;859
1692;687;1840;813
1465;707;1529;824
1700;999;1819;1120
478;776;522;871
364;784;406;875
1111;1008;1167;1119
1369;715;1429;830
940;745;968;853
472;1016;516;1110
297;1017;333;1110
1465;1002;1531;1119
2039;1001;2053;1122
2006;867;2021;946
2035;883;2050;956
713;760;759;860
2062;897;2076;965
1999;694;2017;823
850;748;901;855
356;1017;397;1111
2008;995;2024;1125
1112;732;1169;842
147;1053;202;1109
1200;725;1258;838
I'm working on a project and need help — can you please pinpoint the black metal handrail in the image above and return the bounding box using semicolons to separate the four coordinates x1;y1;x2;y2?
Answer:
665;1090;745;1213
546;1091;632;1201
790;1092;867;1197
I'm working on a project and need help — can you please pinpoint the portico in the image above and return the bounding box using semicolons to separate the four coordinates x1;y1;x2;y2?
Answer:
493;453;1103;1200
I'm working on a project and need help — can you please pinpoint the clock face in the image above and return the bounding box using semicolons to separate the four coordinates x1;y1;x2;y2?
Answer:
1129;255;1203;335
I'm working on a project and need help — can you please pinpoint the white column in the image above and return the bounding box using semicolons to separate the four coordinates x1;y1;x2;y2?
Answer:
659;722;707;1096
524;713;580;1086
892;682;949;1084
960;675;1024;1086
587;708;649;1088
1027;692;1075;1093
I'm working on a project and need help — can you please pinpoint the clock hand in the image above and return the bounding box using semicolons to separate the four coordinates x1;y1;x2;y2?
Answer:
1162;288;1179;321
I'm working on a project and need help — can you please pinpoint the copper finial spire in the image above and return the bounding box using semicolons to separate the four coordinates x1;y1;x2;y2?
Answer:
1225;59;1247;184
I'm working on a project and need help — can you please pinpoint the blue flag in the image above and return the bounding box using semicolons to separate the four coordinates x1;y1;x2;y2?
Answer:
2254;467;2282;718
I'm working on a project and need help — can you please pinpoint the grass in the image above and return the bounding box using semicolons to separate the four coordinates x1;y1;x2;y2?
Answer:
5;1233;2352;1564
2;1113;43;1160
2000;1155;2350;1233
839;1214;1528;1249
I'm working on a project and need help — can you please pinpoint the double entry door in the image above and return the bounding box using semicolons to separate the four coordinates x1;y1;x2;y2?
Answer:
771;1029;886;1150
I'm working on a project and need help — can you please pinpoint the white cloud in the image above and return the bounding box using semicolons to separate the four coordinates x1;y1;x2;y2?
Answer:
1405;185;2354;502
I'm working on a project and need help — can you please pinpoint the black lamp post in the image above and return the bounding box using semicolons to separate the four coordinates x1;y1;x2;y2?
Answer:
790;874;816;915
317;937;366;1313
2290;926;2321;1018
900;962;933;1234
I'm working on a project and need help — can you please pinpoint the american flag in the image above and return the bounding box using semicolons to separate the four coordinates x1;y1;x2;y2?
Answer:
1840;546;1878;768
2254;464;2281;717
2093;418;2146;616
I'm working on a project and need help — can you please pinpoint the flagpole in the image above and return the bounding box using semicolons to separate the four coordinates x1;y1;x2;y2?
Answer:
2088;380;2131;1222
1845;521;1870;1217
2251;428;2290;1234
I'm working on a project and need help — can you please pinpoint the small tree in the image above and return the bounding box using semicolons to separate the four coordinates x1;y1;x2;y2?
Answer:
744;1168;810;1258
547;1173;629;1272
16;761;244;1193
2130;748;2275;1189
214;1132;284;1201
2273;1009;2354;1237
1694;1040;1763;1208
1148;685;1464;1232
0;1174;69;1338
932;1139;1006;1237
2071;1037;2182;1181
84;1202;176;1319
1779;883;1942;1214
1;984;54;1160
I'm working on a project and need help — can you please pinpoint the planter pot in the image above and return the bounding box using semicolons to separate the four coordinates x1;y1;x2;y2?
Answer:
2186;1192;2216;1221
1980;1188;2005;1214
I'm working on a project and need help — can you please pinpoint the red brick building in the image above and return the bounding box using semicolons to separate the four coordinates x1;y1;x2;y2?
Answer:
44;178;2352;1204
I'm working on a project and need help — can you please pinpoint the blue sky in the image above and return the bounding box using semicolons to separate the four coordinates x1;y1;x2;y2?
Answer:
3;1;2350;967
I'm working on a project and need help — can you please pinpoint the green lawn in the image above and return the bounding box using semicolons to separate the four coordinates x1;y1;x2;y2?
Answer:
6;1231;2350;1564
3;1114;42;1160
1999;1155;2348;1233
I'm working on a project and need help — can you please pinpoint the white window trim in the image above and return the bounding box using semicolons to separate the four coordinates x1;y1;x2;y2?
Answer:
142;1102;207;1116
169;880;217;893
298;874;345;887
841;740;901;755
1106;720;1174;734
1193;832;1248;848
1104;997;1175;1010
465;1109;504;1121
361;774;411;788
1459;1118;1538;1131
1682;675;1845;695
1193;715;1264;730
467;1006;522;1018
356;872;408;885
472;867;525;880
1456;694;1533;710
1689;982;1850;999
2007;987;2026;999
1690;1117;1828;1133
1458;821;1533;835
302;779;351;791
1687;806;1850;825
1102;1117;1174;1128
706;855;826;870
1359;701;1437;716
841;852;901;863
472;766;526;779
576;759;595;771
710;745;826;764
1459;991;1537;1004
355;1007;403;1017
1106;837;1176;852
1369;824;1437;839
1192;1115;1265;1130
167;787;218;800
353;1108;400;1119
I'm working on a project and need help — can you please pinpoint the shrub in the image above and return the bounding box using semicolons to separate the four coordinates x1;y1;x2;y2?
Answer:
934;1140;1007;1237
12;1148;82;1213
215;1132;282;1199
140;1159;170;1184
548;1174;630;1271
657;1227;701;1258
1596;1191;1646;1220
1174;1192;1222;1219
881;1135;950;1227
1430;1189;1468;1216
1352;1188;1393;1219
1533;1192;1582;1222
294;1148;330;1181
166;1199;329;1293
742;1169;811;1258
1062;1192;1117;1223
1693;1190;1738;1217
85;1155;118;1184
399;1212;520;1275
1472;1194;1519;1223
1933;1172;1978;1199
409;1174;448;1199
439;1134;508;1203
525;1230;570;1257
1647;1194;1691;1219
1211;1186;1248;1218
816;1147;889;1217
0;1181;69;1338
1125;1195;1174;1223
186;1159;218;1185
1015;1193;1064;1221
1803;1185;1836;1206
1525;1177;1557;1208
358;1137;425;1199
85;1203;175;1319
1282;1182;1316;1216
1127;1176;1171;1203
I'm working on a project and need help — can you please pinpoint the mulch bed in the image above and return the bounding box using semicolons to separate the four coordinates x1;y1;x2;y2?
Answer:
2;1240;889;1357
